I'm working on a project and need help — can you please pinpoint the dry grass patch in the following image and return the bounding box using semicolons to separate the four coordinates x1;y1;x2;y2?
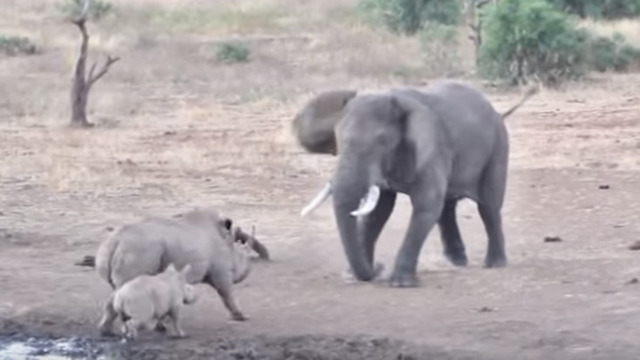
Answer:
581;18;640;45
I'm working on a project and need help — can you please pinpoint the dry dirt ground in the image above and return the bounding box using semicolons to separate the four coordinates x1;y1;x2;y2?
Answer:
1;1;640;359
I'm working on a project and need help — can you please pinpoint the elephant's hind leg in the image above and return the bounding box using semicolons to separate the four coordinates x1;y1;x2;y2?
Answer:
438;199;468;266
478;157;508;268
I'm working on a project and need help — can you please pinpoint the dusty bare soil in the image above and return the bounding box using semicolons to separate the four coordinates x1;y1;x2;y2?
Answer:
2;1;640;359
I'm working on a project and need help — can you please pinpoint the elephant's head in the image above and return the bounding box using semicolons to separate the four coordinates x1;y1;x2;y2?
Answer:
295;90;438;282
291;89;357;155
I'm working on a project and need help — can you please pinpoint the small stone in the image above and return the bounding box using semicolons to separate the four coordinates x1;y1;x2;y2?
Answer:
477;306;495;313
628;241;640;251
544;236;563;243
626;278;638;285
598;185;610;190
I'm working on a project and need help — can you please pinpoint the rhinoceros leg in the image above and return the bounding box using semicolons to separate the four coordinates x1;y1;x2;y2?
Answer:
98;294;118;336
205;271;247;321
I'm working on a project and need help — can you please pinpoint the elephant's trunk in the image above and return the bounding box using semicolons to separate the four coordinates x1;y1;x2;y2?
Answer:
332;163;376;281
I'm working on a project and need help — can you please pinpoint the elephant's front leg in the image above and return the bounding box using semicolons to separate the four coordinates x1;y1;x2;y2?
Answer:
343;190;397;282
390;186;445;288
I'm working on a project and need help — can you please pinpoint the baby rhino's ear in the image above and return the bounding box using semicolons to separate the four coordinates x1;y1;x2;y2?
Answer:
166;263;177;273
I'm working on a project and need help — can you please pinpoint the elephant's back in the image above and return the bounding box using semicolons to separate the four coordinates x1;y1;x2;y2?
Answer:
421;80;501;125
411;81;507;199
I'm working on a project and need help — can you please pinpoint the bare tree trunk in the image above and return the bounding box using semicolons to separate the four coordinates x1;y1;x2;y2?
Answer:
69;2;119;128
465;0;495;66
70;18;91;128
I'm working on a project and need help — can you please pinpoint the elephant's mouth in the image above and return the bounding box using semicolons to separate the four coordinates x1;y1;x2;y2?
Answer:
300;182;381;218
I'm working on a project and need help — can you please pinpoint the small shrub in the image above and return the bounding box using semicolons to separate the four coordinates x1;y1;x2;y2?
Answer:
359;0;462;35
478;0;590;86
215;42;250;64
546;0;640;20
0;35;37;56
58;0;113;21
419;23;463;76
588;32;640;71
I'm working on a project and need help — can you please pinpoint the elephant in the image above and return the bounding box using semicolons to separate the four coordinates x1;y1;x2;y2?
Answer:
292;80;538;287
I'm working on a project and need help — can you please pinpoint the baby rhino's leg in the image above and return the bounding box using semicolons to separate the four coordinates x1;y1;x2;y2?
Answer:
166;306;186;338
205;270;247;321
98;294;118;336
123;319;141;341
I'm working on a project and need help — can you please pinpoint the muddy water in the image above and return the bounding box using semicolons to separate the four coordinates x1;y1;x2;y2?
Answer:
0;336;107;360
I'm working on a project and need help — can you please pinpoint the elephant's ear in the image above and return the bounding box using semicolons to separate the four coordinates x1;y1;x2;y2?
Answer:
390;94;441;172
292;90;357;155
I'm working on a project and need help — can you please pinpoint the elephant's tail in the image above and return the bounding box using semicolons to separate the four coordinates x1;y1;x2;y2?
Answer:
95;231;120;289
501;83;540;120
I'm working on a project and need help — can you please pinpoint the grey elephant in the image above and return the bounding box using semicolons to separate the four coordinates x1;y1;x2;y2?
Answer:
95;208;254;335
293;80;538;287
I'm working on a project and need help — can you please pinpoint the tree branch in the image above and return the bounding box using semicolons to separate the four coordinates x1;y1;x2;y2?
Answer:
475;0;493;8
87;61;97;82
87;55;120;89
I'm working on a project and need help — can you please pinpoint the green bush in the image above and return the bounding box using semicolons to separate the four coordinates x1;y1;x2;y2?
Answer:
0;35;37;56
588;33;640;71
358;0;462;35
546;0;640;19
58;0;113;21
478;0;590;85
215;42;251;64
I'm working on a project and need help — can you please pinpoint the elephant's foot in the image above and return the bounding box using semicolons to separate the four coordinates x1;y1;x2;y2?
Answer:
389;271;420;288
445;251;468;267
484;254;507;268
341;262;385;284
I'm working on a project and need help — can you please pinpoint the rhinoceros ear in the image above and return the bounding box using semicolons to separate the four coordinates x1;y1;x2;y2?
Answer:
166;263;177;273
221;218;233;232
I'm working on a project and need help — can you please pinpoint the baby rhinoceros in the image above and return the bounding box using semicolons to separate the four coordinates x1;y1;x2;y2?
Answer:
102;263;197;340
95;208;254;336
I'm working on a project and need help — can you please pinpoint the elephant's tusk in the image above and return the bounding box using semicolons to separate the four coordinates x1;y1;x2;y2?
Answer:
300;182;333;217
350;185;381;217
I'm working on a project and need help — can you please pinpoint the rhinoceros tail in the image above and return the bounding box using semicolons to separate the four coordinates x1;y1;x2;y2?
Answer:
95;232;120;289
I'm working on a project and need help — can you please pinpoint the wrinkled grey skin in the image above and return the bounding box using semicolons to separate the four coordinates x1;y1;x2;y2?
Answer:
95;208;252;335
293;80;538;287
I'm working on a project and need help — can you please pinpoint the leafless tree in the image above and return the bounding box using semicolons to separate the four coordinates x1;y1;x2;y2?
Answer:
465;0;496;64
68;0;119;128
